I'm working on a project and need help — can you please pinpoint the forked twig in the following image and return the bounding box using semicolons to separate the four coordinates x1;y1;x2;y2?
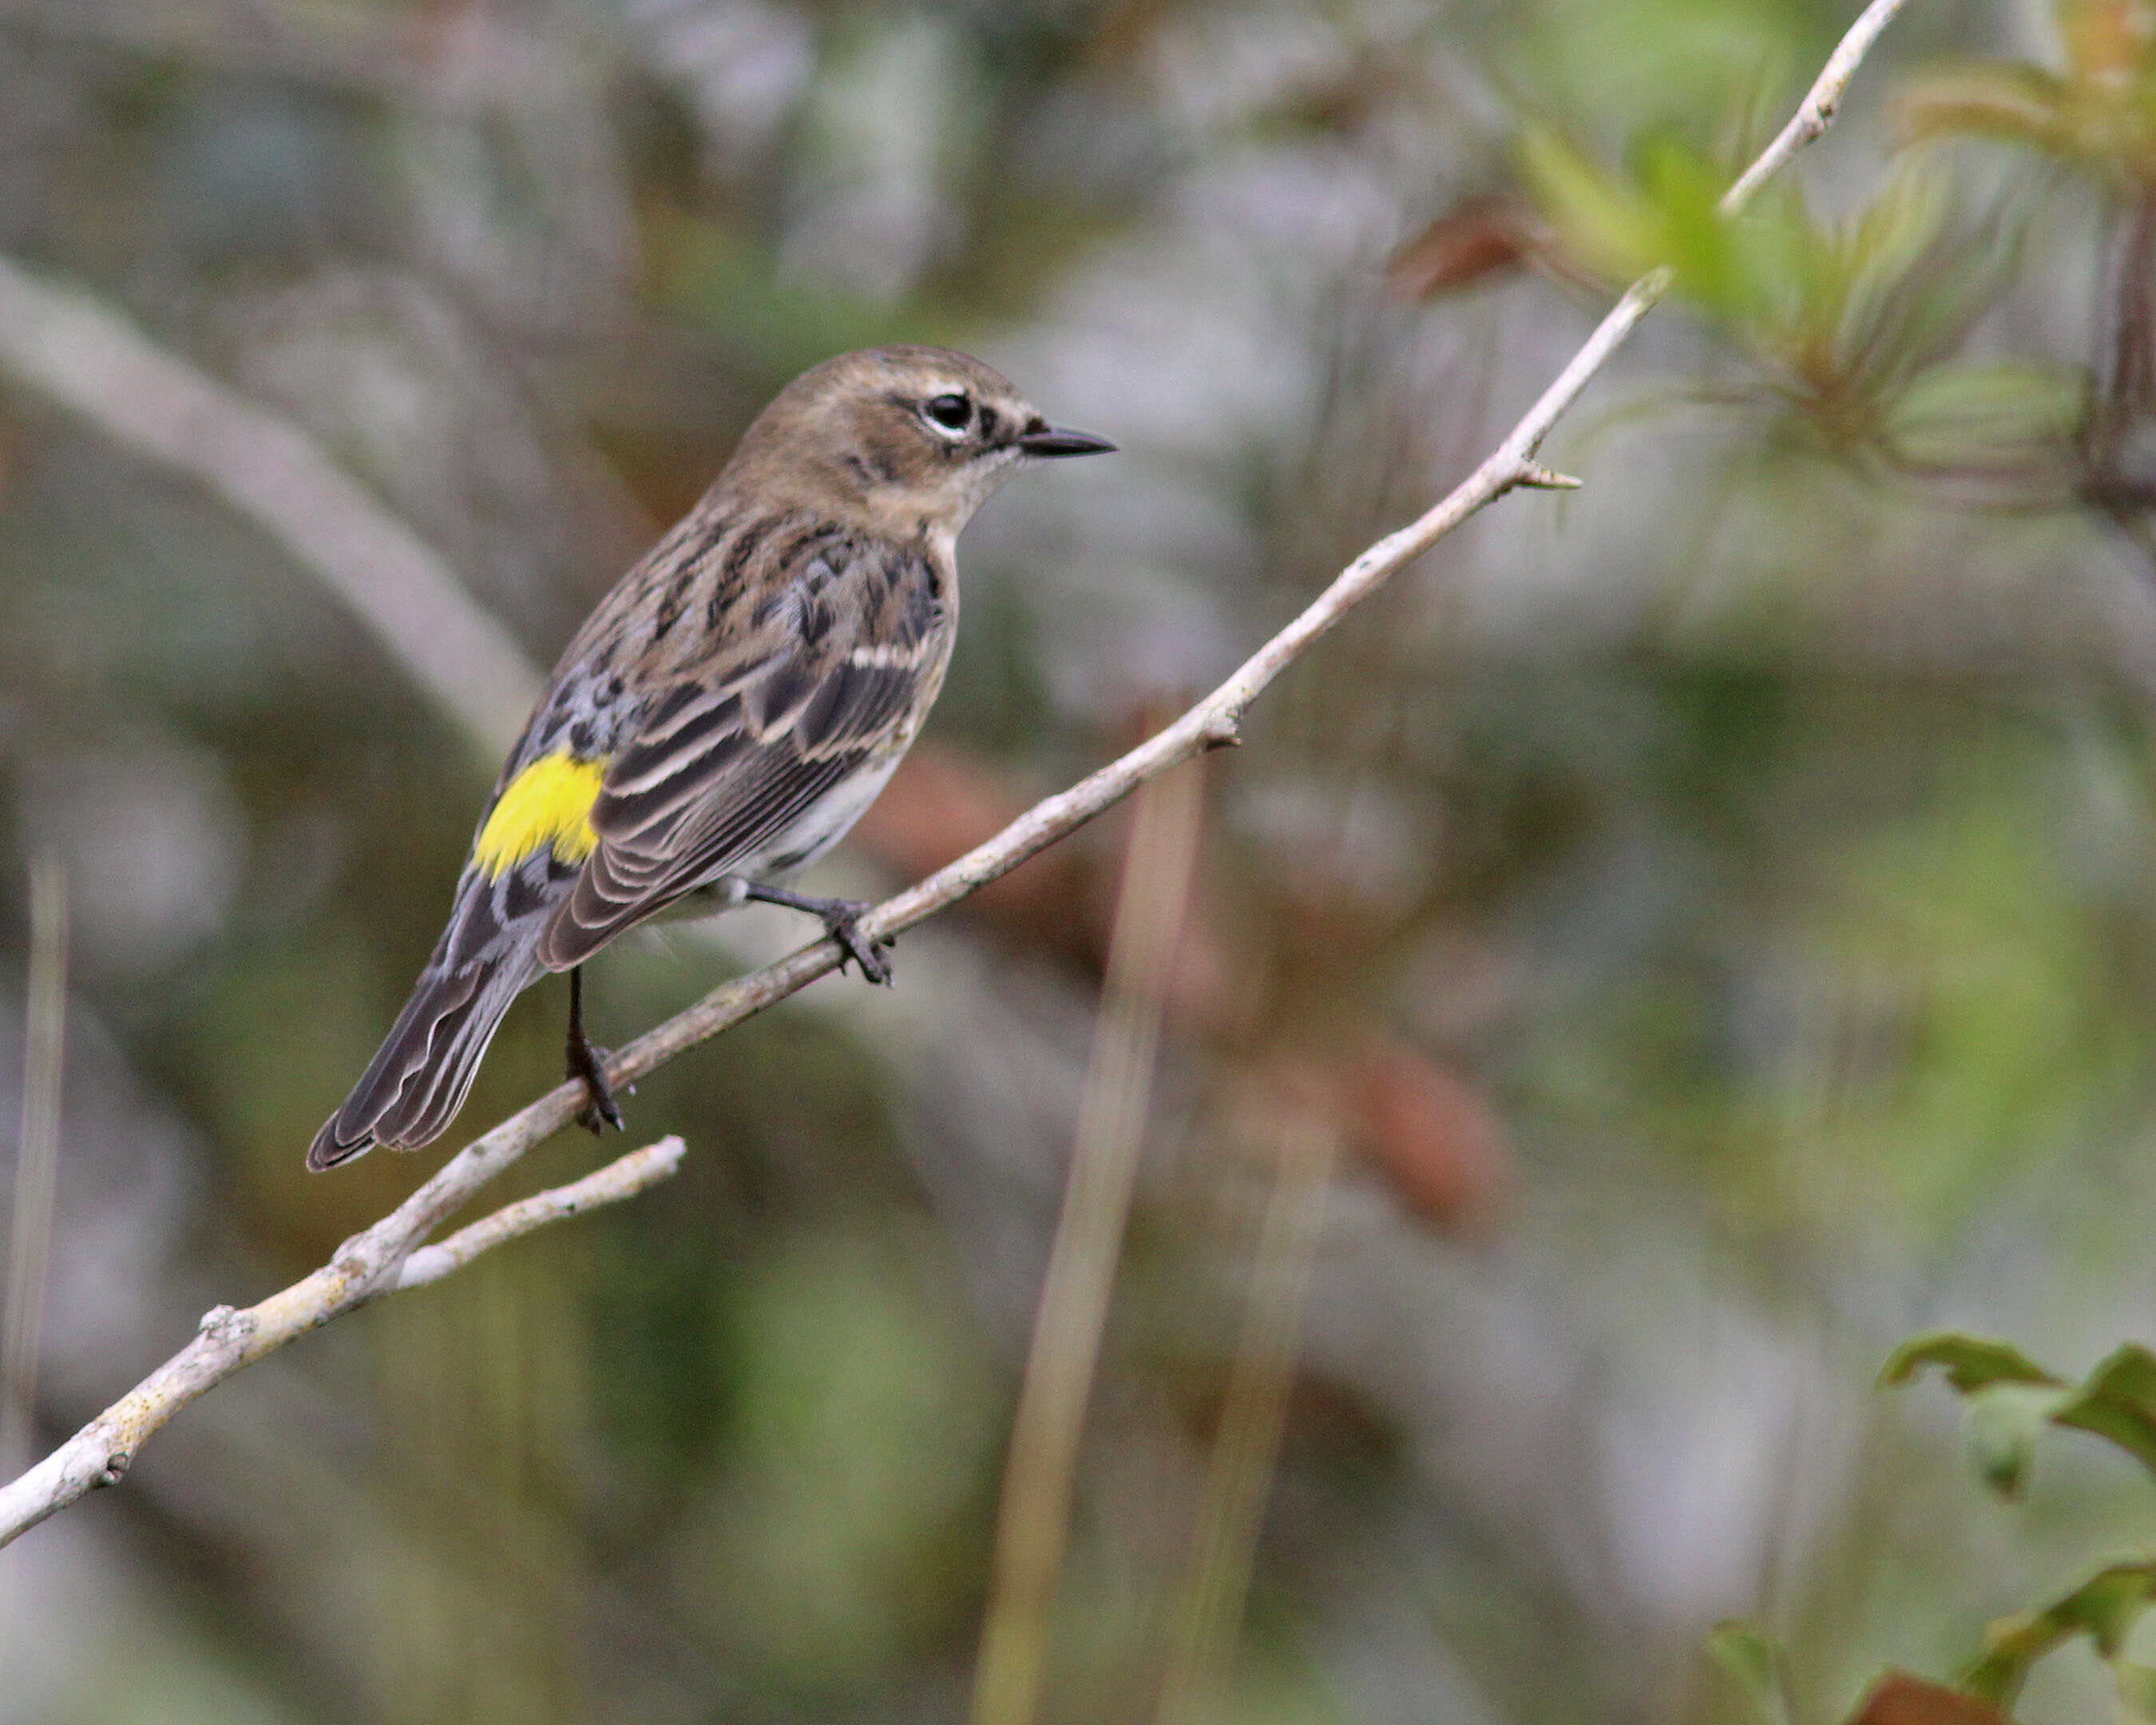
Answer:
389;1138;684;1292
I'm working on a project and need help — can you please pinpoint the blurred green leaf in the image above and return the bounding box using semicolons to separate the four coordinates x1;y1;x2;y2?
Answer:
1881;1333;2062;1395
1964;1382;2076;1498
2053;1345;2156;1481
1518;125;1667;289
1821;170;1985;380
1896;2;2156;182
1707;1620;1794;1725
1840;165;1955;297
1885;1334;2156;1497
1896;65;2082;157
1520;135;2020;466
1883;1332;2065;1498
1963;1562;2156;1707
1882;363;2082;473
1635;133;1759;316
1520;127;1810;326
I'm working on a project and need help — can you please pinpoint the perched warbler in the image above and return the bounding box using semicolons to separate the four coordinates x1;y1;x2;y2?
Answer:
307;346;1112;1170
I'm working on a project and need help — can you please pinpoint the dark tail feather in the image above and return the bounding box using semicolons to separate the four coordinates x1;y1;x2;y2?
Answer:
307;950;542;1171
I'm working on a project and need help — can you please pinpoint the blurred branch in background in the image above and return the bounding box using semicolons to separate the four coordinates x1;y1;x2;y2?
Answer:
1155;1108;1341;1725
0;855;64;1674
973;753;1206;1725
0;857;65;1482
0;252;541;761
0;0;1914;1559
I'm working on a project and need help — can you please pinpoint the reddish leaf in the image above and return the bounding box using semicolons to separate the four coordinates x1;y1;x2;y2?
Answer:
1342;1041;1510;1231
1388;199;1540;297
1847;1671;2012;1725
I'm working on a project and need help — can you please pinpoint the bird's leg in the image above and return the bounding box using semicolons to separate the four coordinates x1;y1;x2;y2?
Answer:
565;966;625;1135
740;881;894;985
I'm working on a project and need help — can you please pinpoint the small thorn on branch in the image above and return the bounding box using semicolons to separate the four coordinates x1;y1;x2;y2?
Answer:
1516;463;1583;490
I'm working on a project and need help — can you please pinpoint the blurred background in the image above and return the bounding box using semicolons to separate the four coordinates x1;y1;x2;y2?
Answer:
3;0;2156;1719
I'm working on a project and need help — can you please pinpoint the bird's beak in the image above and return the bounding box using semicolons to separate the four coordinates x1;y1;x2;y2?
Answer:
1017;424;1117;458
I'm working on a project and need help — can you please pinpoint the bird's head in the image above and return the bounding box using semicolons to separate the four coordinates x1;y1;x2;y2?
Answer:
723;344;1115;545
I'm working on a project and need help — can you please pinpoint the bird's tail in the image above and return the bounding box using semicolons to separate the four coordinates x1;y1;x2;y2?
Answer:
307;891;547;1171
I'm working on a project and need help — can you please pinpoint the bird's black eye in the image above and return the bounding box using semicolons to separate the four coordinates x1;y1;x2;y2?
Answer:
922;392;973;435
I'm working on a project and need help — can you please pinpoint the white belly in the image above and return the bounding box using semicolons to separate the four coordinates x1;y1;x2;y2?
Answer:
743;748;907;880
658;747;908;921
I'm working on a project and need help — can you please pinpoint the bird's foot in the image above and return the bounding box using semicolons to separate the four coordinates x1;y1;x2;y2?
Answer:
565;966;628;1135
822;903;894;986
565;1021;626;1136
743;882;895;985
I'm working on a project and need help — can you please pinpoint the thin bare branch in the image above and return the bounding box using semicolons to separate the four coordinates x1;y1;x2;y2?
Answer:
0;254;542;762
1722;0;1912;213
0;0;1912;1552
390;1137;685;1293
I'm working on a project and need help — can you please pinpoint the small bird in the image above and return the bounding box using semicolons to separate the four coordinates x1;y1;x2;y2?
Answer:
307;346;1112;1170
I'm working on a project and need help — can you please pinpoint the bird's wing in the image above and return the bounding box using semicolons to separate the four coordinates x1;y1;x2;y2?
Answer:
536;633;923;968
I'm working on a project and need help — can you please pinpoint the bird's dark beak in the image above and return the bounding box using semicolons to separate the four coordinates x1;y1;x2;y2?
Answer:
1017;423;1116;458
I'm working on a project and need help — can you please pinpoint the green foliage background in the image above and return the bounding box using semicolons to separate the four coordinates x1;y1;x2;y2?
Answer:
4;0;2156;1721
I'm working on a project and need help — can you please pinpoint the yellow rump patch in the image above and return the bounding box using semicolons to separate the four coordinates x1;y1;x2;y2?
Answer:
474;752;605;878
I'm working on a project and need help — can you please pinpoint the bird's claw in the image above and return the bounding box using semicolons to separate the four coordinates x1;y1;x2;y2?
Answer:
824;905;894;986
566;1037;626;1136
740;882;897;985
